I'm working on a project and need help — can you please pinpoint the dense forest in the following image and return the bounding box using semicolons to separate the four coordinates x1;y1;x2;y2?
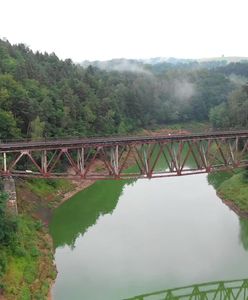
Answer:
1;38;248;298
1;38;248;141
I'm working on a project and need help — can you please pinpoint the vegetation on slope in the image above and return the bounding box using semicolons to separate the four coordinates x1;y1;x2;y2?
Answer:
0;178;75;299
0;214;55;300
208;169;248;214
218;172;248;211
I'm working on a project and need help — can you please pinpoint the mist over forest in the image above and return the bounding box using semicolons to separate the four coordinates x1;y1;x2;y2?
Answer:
1;37;248;300
1;38;248;140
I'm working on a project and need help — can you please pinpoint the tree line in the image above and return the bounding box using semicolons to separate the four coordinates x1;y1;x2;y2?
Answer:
1;39;248;140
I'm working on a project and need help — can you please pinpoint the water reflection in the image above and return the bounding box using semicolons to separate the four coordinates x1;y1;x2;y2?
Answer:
239;218;248;251
207;172;248;252
50;166;248;300
50;147;200;249
49;179;133;248
124;278;248;300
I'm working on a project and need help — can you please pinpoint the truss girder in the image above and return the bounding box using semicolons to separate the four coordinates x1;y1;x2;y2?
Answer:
1;134;248;179
124;278;248;300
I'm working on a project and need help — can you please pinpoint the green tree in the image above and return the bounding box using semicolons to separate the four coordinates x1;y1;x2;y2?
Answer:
30;116;45;140
209;103;230;129
0;109;20;139
228;88;248;128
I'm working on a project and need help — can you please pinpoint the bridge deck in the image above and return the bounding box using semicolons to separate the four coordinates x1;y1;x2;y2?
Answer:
1;130;248;152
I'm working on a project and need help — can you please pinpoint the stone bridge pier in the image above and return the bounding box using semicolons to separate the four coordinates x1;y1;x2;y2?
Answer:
3;177;18;215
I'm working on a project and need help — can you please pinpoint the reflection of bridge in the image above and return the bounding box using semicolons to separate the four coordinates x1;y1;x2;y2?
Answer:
124;279;248;300
1;131;248;179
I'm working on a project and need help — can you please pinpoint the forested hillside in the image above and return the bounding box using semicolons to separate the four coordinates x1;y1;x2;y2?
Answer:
1;38;248;141
1;38;248;299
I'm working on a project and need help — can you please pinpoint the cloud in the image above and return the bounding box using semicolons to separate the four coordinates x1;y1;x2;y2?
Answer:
228;74;247;86
172;79;196;101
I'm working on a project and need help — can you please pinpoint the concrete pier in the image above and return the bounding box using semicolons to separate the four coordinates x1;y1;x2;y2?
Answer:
3;177;18;215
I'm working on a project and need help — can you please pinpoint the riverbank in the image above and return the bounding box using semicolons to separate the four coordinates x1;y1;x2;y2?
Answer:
208;169;248;218
0;213;56;299
0;180;63;300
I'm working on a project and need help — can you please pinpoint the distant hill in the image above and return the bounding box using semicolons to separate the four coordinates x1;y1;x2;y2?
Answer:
198;56;248;63
81;56;248;73
81;57;195;70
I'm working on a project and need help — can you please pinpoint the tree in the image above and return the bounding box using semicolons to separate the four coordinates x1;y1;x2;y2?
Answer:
30;116;45;140
209;103;230;129
228;88;248;128
0;109;20;139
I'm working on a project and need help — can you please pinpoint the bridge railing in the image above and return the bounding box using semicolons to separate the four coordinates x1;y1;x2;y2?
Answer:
0;128;247;145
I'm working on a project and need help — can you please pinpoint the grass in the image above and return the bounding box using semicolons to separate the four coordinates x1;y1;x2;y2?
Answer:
208;170;235;189
218;171;248;211
209;169;248;212
26;178;74;198
0;177;77;298
1;213;56;299
157;121;210;132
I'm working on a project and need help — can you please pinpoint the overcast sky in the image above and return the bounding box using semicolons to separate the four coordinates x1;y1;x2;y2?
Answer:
1;0;248;62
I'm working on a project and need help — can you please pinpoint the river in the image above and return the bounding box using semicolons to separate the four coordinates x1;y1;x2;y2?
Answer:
49;171;248;300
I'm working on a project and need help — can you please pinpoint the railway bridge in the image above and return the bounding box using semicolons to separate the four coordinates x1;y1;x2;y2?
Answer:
0;130;248;180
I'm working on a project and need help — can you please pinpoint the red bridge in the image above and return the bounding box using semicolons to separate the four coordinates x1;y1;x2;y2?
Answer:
1;131;248;180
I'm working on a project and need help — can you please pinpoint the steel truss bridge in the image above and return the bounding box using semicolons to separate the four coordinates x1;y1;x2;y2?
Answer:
124;278;248;300
0;131;248;179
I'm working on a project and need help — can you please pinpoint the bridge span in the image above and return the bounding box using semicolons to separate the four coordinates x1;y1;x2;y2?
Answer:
125;278;248;300
1;130;248;179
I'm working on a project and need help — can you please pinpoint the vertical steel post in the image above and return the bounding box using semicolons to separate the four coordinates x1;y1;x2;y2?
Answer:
42;150;47;174
77;148;84;173
115;145;119;174
110;145;119;175
228;140;235;164
143;147;149;175
3;152;7;172
235;136;239;152
173;146;180;174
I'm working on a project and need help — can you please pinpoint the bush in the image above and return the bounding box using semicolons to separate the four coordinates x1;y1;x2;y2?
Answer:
0;192;18;246
242;167;248;183
0;250;8;276
34;220;43;230
30;246;40;257
19;286;31;300
23;264;37;284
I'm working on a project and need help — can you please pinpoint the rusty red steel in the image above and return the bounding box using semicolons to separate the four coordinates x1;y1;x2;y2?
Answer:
1;131;248;179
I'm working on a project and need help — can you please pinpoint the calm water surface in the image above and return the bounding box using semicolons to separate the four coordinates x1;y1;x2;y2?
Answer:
49;174;248;300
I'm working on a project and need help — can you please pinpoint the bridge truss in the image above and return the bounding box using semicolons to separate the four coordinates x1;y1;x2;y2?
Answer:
124;278;248;300
0;131;248;179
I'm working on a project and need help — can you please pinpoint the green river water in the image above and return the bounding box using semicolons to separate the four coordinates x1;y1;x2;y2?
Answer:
49;172;248;300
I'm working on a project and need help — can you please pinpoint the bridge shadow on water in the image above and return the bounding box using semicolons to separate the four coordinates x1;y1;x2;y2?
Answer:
124;278;248;300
